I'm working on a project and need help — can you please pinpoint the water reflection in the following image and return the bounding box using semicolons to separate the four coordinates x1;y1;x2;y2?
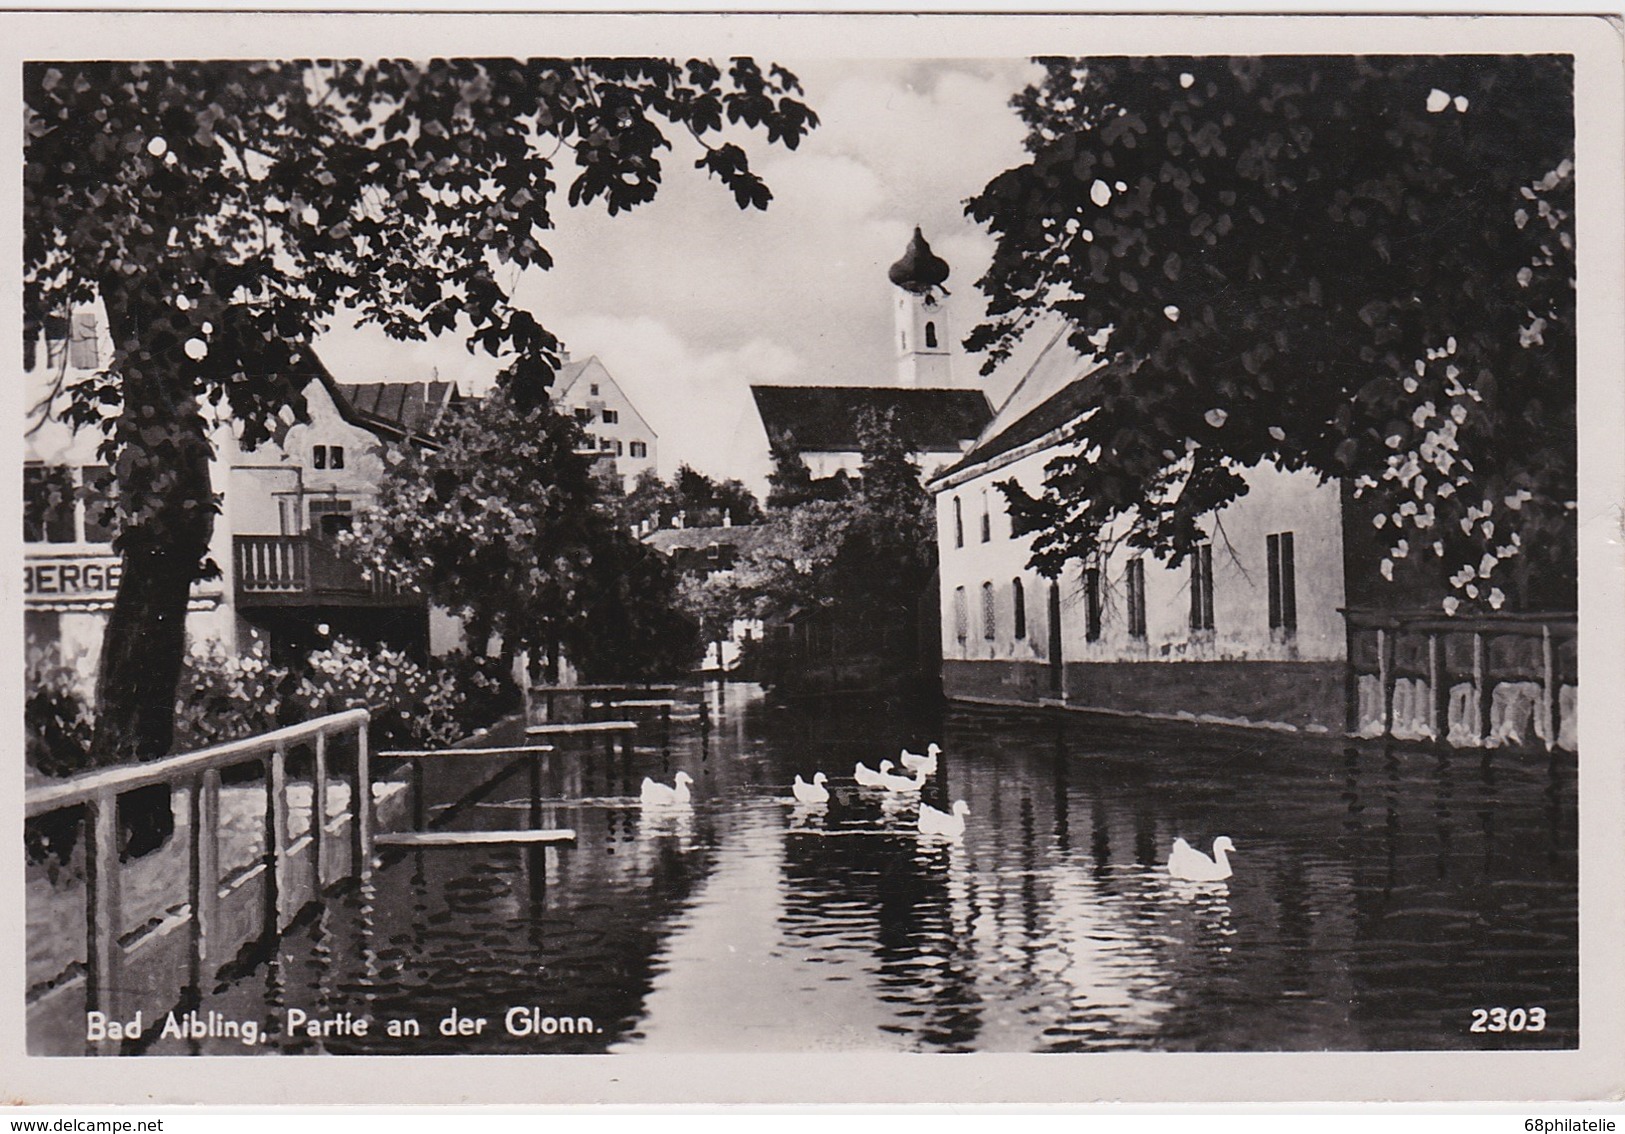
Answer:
136;683;1575;1055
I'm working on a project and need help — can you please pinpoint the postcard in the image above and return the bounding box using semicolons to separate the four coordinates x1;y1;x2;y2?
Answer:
4;7;1622;1108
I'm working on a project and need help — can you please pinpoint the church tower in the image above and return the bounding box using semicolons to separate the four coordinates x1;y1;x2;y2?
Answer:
889;227;952;389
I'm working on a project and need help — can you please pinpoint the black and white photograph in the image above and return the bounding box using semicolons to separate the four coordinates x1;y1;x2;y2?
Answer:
8;8;1624;1107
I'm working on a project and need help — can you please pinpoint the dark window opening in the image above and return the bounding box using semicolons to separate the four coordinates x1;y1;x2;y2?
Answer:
603;409;619;424
574;407;592;423
312;445;327;470
1268;531;1298;633
980;496;991;543
953;586;968;643
953;497;963;548
1085;566;1102;642
1013;578;1027;640
310;498;353;539
24;465;76;544
1189;542;1215;632
329;445;345;470
924;321;938;349
81;465;114;544
1126;558;1147;639
981;581;996;640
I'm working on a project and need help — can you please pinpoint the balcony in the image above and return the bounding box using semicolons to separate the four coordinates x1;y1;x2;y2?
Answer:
234;535;418;609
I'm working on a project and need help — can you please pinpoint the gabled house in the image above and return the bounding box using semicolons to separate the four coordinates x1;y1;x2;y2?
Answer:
552;355;657;490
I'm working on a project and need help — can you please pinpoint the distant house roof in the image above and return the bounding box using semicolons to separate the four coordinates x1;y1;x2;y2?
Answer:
643;524;771;556
341;381;461;436
750;386;992;455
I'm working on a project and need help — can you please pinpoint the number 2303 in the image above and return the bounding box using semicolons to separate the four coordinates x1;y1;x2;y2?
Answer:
1470;1007;1546;1033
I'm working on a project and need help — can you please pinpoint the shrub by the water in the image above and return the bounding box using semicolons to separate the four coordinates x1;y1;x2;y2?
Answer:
25;641;95;780
289;638;463;751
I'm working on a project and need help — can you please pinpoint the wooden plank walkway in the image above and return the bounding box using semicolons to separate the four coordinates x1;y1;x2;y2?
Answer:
378;744;555;759
525;720;637;736
375;829;577;848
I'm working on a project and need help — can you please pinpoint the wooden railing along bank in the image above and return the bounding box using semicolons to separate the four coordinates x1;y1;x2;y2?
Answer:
24;710;373;1034
1342;608;1576;751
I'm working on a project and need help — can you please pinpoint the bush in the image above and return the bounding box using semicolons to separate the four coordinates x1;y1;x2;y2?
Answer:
25;640;95;779
173;638;300;751
430;650;521;736
289;637;463;751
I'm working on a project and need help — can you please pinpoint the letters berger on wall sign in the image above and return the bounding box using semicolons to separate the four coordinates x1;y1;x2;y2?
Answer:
24;553;223;612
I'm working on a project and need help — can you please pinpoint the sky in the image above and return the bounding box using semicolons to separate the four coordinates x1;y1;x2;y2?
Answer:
314;57;1047;496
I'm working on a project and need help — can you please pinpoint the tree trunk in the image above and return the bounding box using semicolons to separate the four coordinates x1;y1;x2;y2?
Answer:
88;282;217;853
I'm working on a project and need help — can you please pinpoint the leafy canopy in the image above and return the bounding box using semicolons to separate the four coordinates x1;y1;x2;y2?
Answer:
969;56;1574;611
27;57;818;456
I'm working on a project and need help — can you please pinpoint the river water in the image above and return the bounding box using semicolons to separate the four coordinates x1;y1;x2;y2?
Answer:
143;682;1577;1055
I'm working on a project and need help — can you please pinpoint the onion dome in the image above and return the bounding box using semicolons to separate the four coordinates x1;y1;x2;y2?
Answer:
888;226;950;295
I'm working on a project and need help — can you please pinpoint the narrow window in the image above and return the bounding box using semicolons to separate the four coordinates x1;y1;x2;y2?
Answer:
1268;531;1298;633
981;581;997;640
311;445;327;470
615;440;624;456
953;586;968;643
980;493;991;543
80;465;114;544
1189;542;1215;632
603;409;619;424
1126;558;1147;639
589;383;600;396
1085;566;1102;642
900;331;907;352
329;445;345;470
953;497;964;549
924;321;938;349
600;437;615;451
1012;578;1027;640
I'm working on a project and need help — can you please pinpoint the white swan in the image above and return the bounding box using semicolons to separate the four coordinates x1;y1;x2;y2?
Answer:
917;799;970;839
792;772;830;805
640;770;694;806
877;763;928;793
1168;836;1236;882
899;743;940;776
853;759;893;788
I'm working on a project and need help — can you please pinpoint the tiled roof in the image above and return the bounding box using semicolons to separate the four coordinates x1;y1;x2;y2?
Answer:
750;386;992;454
341;381;460;435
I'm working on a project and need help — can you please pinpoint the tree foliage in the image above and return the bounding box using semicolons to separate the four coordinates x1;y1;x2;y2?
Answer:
342;389;600;664
618;464;764;530
969;56;1574;612
739;410;936;621
25;58;815;761
346;390;699;681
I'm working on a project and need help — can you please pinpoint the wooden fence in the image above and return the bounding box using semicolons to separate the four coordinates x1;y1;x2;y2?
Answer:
1343;608;1576;750
24;710;372;1020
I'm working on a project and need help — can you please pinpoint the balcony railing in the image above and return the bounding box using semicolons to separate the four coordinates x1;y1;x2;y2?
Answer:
234;535;414;605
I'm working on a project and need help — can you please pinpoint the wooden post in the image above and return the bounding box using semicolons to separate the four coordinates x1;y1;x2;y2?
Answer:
1473;632;1491;746
353;717;372;877
312;731;329;888
190;769;221;974
83;791;121;1020
1542;623;1558;752
1344;617;1359;736
1378;627;1395;740
268;742;290;932
528;758;542;831
412;758;426;832
1427;632;1446;742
